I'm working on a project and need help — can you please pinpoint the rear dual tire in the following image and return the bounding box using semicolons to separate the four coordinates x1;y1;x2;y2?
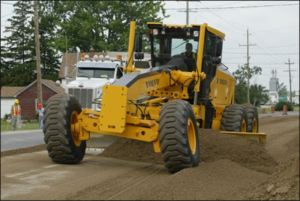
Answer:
220;104;248;132
242;103;259;132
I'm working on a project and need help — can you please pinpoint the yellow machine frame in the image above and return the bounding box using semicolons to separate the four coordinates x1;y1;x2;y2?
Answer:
70;21;266;153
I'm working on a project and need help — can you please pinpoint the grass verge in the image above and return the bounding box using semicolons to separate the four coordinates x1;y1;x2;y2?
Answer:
1;120;40;132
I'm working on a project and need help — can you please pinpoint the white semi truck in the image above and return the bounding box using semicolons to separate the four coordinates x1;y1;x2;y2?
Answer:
62;48;127;151
56;47;151;151
65;48;125;111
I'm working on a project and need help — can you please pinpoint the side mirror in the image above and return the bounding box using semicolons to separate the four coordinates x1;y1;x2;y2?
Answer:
212;57;221;65
216;40;223;57
135;52;144;60
135;35;142;52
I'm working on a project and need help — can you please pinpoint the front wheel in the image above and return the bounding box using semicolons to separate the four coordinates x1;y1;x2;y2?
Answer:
159;100;200;174
43;94;86;164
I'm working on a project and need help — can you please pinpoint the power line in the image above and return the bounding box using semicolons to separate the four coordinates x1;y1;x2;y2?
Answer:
1;13;14;18
251;33;289;61
252;26;299;33
225;44;299;49
187;10;244;35
284;59;296;100
1;2;15;5
223;62;299;64
166;3;299;10
224;52;299;55
198;1;247;32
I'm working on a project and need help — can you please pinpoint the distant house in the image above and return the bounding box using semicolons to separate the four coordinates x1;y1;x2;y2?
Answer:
1;86;24;118
1;79;65;120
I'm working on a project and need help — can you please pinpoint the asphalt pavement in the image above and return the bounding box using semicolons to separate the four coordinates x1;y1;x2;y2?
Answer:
1;129;44;152
1;110;298;152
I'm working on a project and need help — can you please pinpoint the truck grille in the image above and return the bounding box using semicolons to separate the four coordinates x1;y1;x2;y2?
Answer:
68;88;93;109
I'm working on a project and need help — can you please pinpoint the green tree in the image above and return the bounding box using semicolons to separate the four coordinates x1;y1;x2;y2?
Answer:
232;63;263;104
38;1;61;81
1;1;61;86
234;80;247;104
278;87;288;97
1;1;35;86
249;84;269;106
54;1;168;53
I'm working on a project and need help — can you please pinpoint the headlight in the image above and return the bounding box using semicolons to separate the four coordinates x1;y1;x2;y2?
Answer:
193;31;199;37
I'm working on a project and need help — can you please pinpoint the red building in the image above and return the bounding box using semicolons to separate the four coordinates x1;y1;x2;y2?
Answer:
1;79;65;120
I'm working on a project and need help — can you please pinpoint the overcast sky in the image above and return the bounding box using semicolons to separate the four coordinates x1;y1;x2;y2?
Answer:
1;1;299;92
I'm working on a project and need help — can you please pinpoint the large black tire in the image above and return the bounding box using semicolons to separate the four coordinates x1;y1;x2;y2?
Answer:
43;94;86;164
159;100;200;174
220;104;248;132
242;103;259;132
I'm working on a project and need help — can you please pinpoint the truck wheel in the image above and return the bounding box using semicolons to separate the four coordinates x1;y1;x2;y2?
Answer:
159;100;200;174
43;94;86;164
220;104;248;132
242;103;259;132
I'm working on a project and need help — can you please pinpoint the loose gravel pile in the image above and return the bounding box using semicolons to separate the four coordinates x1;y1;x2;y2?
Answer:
101;128;278;174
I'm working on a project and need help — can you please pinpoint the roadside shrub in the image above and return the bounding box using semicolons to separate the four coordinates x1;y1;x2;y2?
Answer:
3;113;9;121
275;101;294;111
25;116;31;123
35;113;39;121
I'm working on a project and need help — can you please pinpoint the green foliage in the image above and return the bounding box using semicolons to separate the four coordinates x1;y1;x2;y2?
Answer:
54;1;168;53
234;81;247;104
1;1;168;87
1;1;61;87
232;63;267;105
35;113;39;121
278;87;288;97
1;1;36;87
38;1;61;81
249;84;269;106
232;63;262;84
25;116;31;123
274;101;294;111
3;114;9;121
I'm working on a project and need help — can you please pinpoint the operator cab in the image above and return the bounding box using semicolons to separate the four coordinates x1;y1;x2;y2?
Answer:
148;24;199;72
145;22;225;99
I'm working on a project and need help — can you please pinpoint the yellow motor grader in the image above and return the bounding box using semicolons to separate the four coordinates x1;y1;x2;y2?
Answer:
43;21;266;173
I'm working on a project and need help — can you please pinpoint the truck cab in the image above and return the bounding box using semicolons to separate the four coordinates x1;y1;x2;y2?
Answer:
66;52;124;111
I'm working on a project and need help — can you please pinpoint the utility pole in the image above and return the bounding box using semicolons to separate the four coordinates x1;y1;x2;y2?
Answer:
284;58;295;102
34;1;43;106
178;1;196;25
186;1;189;25
239;28;256;104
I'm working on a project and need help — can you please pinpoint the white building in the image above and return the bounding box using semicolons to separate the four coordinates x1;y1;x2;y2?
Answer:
1;87;24;119
269;91;279;103
292;91;299;105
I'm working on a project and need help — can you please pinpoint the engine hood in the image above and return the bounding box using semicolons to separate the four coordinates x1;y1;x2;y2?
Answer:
67;78;113;88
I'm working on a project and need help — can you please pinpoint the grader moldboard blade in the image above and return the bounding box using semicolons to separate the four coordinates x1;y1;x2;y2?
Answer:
219;131;266;148
85;133;122;155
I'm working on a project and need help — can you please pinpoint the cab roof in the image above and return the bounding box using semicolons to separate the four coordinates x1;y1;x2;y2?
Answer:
147;22;225;39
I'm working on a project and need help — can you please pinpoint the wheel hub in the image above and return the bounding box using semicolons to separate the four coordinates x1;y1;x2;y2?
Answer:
71;111;81;146
241;119;247;132
252;118;258;133
187;118;196;154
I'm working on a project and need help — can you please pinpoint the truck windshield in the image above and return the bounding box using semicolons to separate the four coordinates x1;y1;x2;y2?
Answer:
77;68;115;79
